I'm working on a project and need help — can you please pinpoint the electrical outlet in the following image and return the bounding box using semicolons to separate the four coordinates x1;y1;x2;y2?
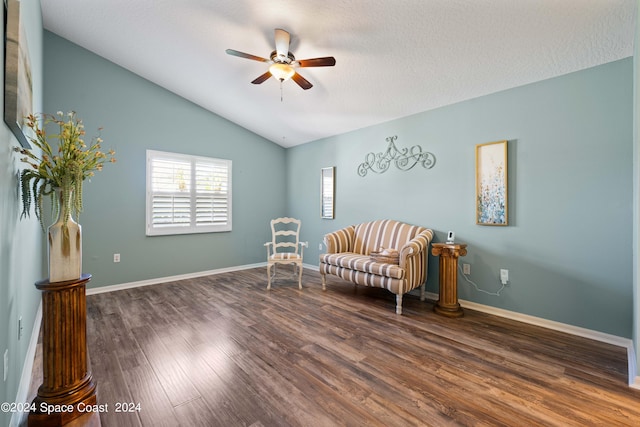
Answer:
113;253;121;263
318;243;323;250
500;269;509;284
463;263;471;275
3;349;8;382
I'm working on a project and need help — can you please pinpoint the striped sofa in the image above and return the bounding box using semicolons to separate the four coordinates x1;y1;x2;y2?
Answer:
319;219;434;314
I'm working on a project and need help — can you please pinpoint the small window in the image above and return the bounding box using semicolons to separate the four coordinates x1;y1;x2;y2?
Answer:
146;150;232;236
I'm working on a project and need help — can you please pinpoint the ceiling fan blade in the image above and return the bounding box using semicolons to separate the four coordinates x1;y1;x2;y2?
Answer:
274;28;290;60
297;56;336;67
291;72;313;90
225;49;270;63
251;71;272;85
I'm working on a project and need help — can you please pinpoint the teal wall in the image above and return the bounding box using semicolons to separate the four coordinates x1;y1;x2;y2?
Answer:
43;32;286;289
0;2;43;425
287;58;633;338
633;0;639;383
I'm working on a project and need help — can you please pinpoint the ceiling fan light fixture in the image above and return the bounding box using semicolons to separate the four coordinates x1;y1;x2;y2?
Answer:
226;28;335;90
269;62;295;82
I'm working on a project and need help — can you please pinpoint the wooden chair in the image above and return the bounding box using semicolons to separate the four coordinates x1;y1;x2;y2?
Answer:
264;217;307;289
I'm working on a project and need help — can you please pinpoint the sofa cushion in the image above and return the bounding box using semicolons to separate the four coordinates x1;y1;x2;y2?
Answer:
320;252;405;280
353;219;426;255
319;263;404;294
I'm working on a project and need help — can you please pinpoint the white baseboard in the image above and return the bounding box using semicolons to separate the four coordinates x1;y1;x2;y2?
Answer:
11;301;42;427
466;299;630;348
425;291;631;347
627;343;640;389
86;262;267;295
303;263;319;271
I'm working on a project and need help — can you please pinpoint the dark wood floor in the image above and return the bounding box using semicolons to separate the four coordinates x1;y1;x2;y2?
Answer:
82;267;639;426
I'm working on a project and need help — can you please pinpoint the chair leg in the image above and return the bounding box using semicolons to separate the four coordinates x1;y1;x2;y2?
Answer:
420;283;426;301
396;294;403;315
321;273;326;290
297;263;303;289
266;264;272;290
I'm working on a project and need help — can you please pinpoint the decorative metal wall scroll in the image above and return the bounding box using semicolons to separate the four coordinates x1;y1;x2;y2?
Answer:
357;135;436;177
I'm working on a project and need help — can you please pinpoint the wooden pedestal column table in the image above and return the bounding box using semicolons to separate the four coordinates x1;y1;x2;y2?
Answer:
431;243;467;318
28;274;97;427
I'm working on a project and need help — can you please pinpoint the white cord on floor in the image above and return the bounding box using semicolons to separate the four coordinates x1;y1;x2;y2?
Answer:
457;264;505;296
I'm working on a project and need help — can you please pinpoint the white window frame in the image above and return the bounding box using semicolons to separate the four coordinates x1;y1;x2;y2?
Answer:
146;149;232;236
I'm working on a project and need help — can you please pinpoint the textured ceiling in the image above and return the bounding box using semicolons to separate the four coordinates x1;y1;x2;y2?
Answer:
41;0;636;148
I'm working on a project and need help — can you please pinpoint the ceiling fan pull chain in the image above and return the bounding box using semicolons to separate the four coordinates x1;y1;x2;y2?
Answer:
280;80;284;102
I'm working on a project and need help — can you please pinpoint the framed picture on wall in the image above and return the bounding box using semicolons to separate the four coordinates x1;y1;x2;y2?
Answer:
476;140;508;226
4;0;33;148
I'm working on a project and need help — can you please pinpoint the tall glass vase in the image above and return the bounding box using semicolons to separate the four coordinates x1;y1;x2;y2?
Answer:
48;187;82;282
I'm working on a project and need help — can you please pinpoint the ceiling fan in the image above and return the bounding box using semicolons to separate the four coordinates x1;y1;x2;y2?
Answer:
225;28;336;90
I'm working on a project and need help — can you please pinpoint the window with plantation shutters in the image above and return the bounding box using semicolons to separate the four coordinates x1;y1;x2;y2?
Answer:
146;150;232;236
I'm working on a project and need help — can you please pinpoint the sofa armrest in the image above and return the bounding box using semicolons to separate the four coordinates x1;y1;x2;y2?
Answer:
399;229;434;289
323;225;356;254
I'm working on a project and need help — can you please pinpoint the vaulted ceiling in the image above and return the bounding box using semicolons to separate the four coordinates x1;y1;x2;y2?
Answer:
41;0;636;147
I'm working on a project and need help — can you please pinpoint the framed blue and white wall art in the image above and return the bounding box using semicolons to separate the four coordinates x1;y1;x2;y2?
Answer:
476;140;508;226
